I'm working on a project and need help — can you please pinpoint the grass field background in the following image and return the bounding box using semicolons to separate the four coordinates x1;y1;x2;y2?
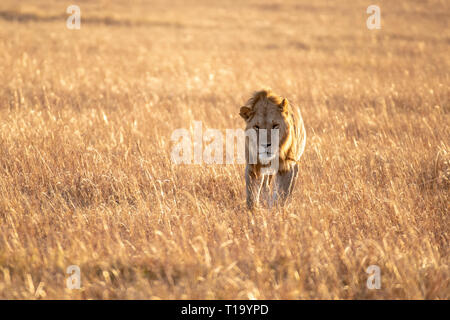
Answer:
0;0;448;299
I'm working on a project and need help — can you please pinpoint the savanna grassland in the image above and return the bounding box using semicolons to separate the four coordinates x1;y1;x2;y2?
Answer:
0;0;448;299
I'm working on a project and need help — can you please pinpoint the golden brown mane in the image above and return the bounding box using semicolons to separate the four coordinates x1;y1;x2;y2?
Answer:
245;89;284;110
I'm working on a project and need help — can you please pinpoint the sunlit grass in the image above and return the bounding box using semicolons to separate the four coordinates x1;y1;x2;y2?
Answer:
0;0;448;299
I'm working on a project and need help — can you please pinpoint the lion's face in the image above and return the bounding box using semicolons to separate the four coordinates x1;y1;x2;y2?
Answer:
240;91;292;166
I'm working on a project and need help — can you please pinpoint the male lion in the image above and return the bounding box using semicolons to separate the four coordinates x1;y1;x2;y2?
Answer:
239;89;306;209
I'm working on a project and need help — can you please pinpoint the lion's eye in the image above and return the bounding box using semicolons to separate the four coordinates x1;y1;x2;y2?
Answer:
253;125;259;130
272;124;279;129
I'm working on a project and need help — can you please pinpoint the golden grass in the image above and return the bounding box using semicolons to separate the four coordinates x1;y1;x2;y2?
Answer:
0;0;448;299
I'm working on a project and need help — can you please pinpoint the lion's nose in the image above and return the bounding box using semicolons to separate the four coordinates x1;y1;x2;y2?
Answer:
259;144;271;153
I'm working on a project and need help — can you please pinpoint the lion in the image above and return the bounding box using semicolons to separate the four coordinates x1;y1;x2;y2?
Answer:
239;89;306;209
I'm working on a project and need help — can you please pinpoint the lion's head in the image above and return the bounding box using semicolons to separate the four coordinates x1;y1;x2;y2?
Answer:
239;89;295;167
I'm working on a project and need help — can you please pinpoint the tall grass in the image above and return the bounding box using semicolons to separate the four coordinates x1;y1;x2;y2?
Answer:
0;0;448;299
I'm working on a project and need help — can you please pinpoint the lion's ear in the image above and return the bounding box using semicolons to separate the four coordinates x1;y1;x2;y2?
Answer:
239;106;252;121
279;98;289;113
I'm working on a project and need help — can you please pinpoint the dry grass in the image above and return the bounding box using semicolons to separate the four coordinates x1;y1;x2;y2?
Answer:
0;0;448;299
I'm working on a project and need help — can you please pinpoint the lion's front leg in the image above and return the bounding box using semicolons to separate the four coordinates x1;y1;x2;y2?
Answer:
245;165;263;210
260;174;274;208
273;163;299;206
